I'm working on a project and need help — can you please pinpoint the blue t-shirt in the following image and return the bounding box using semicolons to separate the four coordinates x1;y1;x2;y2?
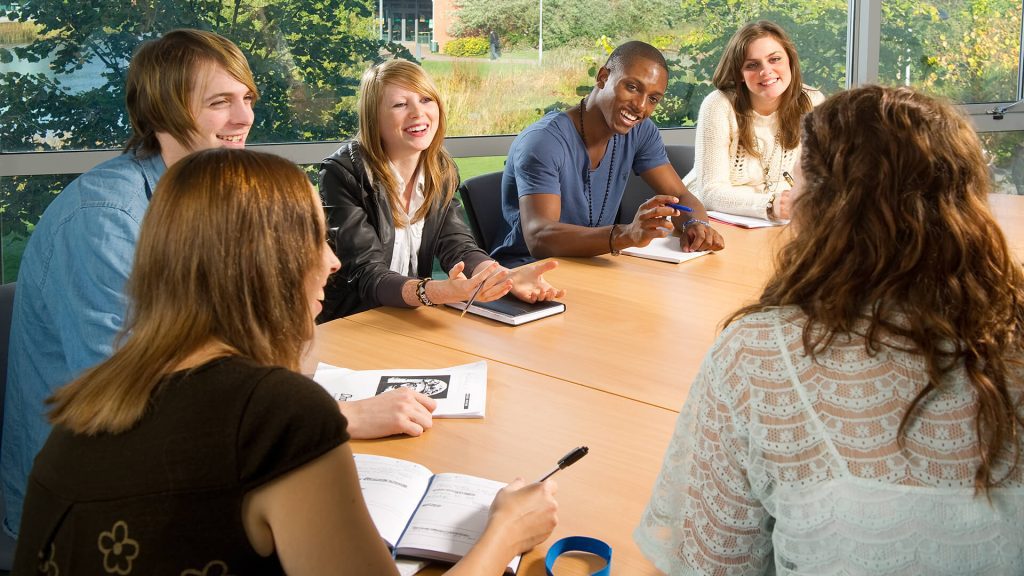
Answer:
491;112;668;266
3;150;165;537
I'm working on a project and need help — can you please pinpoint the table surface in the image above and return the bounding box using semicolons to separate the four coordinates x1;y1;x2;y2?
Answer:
317;193;1024;575
318;321;676;575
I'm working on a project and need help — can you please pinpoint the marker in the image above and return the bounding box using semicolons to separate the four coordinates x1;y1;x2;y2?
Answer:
665;202;693;213
782;171;795;187
536;446;589;482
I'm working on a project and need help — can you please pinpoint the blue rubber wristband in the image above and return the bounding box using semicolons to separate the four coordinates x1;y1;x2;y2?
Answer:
544;536;612;576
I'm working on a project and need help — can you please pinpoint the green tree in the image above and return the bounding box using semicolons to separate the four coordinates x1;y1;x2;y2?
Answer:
0;0;413;251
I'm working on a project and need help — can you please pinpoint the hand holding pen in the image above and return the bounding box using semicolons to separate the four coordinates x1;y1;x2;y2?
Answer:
461;266;504;317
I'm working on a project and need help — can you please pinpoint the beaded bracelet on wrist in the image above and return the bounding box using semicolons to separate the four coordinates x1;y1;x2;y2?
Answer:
682;218;711;229
415;278;436;307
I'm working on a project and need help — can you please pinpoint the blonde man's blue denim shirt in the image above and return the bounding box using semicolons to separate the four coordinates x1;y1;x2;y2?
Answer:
2;149;165;537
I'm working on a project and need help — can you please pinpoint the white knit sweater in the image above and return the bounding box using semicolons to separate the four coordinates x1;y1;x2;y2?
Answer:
683;88;826;219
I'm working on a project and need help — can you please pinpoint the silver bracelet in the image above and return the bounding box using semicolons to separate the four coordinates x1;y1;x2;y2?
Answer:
682;218;711;229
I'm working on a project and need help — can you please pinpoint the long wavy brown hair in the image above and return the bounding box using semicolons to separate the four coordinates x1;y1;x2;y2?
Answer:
49;149;325;434
732;85;1024;493
357;59;458;228
712;20;812;153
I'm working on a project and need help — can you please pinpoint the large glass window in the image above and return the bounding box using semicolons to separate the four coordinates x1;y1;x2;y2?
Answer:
878;0;1022;103
4;1;1024;279
0;0;411;154
432;0;848;133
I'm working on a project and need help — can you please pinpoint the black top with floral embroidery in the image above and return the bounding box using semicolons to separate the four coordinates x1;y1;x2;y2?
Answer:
13;356;348;575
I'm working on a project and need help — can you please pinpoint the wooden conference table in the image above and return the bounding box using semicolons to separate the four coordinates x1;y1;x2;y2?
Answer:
316;194;1024;575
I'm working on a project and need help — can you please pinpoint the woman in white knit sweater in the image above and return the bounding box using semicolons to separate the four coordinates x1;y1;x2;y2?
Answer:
683;21;824;221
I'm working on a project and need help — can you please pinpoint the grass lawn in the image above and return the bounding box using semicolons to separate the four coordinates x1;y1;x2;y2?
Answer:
453;156;506;181
421;47;594;137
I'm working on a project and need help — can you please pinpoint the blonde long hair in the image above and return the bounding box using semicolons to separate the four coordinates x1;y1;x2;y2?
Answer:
48;149;325;434
124;29;258;157
711;20;811;153
356;59;458;227
732;85;1024;493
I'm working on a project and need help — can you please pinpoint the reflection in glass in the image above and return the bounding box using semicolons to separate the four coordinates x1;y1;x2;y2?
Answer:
980;131;1024;195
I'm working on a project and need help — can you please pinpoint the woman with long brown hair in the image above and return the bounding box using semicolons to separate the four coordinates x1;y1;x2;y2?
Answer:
683;20;824;221
637;85;1024;574
15;149;558;573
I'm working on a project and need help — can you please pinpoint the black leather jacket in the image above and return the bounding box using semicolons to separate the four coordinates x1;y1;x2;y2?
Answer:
318;141;490;321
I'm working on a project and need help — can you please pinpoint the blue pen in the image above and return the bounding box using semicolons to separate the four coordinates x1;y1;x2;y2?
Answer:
665;202;693;213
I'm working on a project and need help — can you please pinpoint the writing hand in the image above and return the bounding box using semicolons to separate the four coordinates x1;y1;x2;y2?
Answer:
618;195;678;249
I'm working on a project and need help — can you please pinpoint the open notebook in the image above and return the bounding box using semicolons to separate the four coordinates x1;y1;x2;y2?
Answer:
355;454;520;573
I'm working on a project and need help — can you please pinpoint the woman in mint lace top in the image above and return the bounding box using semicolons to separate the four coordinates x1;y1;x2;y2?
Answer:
636;85;1024;575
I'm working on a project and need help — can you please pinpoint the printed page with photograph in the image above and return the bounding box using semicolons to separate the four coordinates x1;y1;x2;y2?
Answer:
314;361;488;417
354;454;520;574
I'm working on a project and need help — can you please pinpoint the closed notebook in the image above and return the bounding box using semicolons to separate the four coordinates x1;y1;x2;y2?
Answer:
446;294;565;326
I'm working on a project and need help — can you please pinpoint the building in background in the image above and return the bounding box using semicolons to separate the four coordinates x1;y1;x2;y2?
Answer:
379;0;457;53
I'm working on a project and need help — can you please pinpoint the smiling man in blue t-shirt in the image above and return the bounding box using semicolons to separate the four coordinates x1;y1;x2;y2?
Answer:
492;41;725;267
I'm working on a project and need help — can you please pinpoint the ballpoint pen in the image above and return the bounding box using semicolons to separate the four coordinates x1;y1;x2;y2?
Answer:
664;202;693;213
782;171;795;187
535;446;589;482
460;267;502;318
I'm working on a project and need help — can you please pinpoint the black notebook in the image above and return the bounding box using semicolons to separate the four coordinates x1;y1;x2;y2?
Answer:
446;294;565;326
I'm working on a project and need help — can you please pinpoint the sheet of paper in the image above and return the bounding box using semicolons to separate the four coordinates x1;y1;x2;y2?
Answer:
621;237;709;264
707;210;786;228
399;473;520;572
395;559;429;576
315;361;488;417
353;454;434;548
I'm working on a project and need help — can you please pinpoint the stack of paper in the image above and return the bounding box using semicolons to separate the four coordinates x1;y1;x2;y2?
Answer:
621;237;710;264
707;210;787;229
314;361;488;418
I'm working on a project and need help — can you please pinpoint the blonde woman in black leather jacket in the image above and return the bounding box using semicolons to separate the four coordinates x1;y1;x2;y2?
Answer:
319;59;563;321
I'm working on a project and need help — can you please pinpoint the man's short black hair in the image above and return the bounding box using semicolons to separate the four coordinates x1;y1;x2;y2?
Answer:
604;41;668;76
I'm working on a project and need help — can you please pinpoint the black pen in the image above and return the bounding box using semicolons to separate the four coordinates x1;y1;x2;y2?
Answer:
536;446;589;482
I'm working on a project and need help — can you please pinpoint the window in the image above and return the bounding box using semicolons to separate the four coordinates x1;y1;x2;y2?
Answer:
878;0;1022;104
1;0;1022;280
